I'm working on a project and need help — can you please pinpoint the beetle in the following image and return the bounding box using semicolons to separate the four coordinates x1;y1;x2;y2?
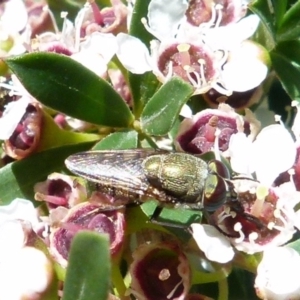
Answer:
65;149;229;215
65;149;270;239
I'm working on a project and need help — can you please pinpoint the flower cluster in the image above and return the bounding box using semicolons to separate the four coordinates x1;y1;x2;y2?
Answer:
0;0;300;299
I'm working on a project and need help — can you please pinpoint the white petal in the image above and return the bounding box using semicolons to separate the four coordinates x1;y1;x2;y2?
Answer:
147;0;188;40
1;0;28;33
252;124;296;185
116;33;152;74
74;3;93;50
222;58;268;92
61;18;75;50
228;132;255;175
255;247;300;299
204;14;260;51
0;97;29;140
191;224;234;263
0;198;39;227
0;220;25;259
0;247;52;299
71;51;107;77
179;104;192;118
80;32;118;63
292;101;300;141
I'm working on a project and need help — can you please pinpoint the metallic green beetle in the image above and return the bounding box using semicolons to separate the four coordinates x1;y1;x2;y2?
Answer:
65;149;227;211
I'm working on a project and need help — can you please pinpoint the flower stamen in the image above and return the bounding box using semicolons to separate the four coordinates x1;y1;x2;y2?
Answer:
214;127;221;161
186;70;199;87
158;268;170;281
218;206;236;223
251;185;268;217
248;232;258;246
214;4;223;28
177;43;191;68
166;279;183;299
234;222;245;243
198;58;207;85
87;0;104;26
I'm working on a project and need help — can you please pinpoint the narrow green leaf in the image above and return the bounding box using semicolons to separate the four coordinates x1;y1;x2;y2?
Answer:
270;49;300;100
140;77;194;136
275;40;300;65
0;142;94;205
5;53;134;128
227;268;259;300
62;231;110;300
129;0;152;43
93;130;138;150
250;0;276;48
277;1;300;41
272;0;288;28
128;0;160;116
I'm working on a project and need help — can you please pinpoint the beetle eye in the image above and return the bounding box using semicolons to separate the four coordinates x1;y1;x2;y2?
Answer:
203;160;230;211
208;159;230;179
203;173;227;211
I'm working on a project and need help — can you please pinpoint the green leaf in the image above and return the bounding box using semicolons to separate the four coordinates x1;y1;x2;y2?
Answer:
5;53;134;128
37;110;101;152
250;0;276;48
128;0;160;116
270;46;300;100
271;0;288;28
141;201;201;226
93;130;138;150
129;0;152;44
129;73;160;117
277;1;300;41
62;231;110;300
227;268;259;300
275;40;300;65
0;142;94;205
140;77;194;136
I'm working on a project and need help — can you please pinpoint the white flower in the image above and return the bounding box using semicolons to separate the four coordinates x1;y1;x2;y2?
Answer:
116;0;264;94
0;199;40;265
0;0;29;56
0;220;25;260
229;124;296;186
71;32;118;77
0;247;53;300
0;0;28;34
190;223;235;263
220;40;269;92
116;33;153;74
255;247;300;300
144;0;188;41
35;10;118;77
0;198;39;228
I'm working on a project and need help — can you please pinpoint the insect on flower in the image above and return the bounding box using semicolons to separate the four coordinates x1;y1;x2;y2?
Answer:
65;149;230;218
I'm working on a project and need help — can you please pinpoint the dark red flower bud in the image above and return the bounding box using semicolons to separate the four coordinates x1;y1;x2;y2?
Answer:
4;102;42;159
130;242;190;300
34;173;88;209
50;202;125;267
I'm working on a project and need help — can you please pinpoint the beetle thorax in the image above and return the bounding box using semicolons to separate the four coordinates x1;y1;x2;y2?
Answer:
142;153;208;203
